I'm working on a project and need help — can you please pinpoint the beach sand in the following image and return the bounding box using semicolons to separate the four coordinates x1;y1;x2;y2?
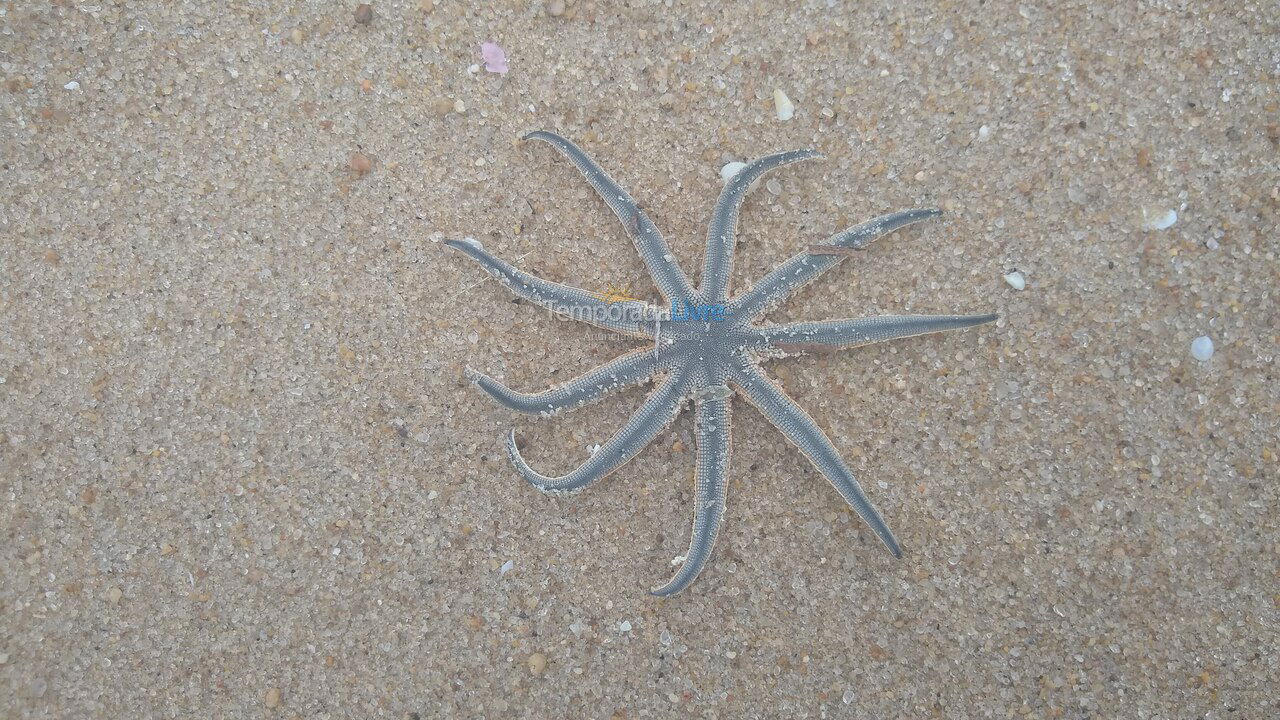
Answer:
2;1;1276;716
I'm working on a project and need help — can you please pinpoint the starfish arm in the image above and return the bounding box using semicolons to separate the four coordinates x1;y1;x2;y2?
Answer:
761;313;998;351
506;372;689;494
650;393;731;596
466;348;665;417
729;208;942;320
701;149;823;303
728;357;902;557
522;131;696;303
445;238;660;337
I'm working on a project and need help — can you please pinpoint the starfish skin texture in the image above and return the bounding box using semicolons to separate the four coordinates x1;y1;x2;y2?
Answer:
448;131;997;596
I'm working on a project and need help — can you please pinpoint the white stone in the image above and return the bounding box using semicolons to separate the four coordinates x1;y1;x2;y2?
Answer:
1190;336;1213;361
1003;270;1026;290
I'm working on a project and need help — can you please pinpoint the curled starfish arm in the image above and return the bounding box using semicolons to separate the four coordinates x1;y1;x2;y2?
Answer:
762;313;998;351
701;149;823;303
507;372;689;494
445;238;659;337
730;208;942;320
466;348;666;417
651;392;732;596
729;357;902;557
522;130;695;303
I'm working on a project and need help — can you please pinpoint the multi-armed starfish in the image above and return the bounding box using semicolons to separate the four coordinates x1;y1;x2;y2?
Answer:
448;131;996;596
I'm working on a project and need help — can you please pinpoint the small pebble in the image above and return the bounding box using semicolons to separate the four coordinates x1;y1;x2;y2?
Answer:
354;3;373;24
978;124;991;140
843;689;855;704
499;559;514;575
64;81;80;91
619;620;632;633
106;586;123;603
773;88;795;121
528;652;547;675
547;0;565;15
1190;336;1214;362
720;161;746;182
430;97;455;116
658;92;675;110
765;178;782;195
1003;270;1026;290
264;687;281;708
350;152;373;176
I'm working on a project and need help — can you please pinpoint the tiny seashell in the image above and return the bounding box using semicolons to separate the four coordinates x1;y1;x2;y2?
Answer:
720;161;747;182
1142;206;1177;231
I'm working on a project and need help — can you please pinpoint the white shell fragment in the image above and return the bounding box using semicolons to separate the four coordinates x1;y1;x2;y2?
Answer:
1142;206;1178;231
773;88;794;121
499;559;514;575
1003;270;1026;290
64;81;80;90
1190;336;1214;362
720;161;747;183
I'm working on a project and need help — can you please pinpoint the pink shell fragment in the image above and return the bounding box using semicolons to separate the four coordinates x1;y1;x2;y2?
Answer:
480;42;509;74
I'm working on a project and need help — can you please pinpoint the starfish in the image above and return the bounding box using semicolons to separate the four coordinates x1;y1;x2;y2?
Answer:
448;131;996;596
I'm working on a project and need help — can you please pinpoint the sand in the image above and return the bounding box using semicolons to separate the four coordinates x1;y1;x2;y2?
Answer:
2;1;1277;717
